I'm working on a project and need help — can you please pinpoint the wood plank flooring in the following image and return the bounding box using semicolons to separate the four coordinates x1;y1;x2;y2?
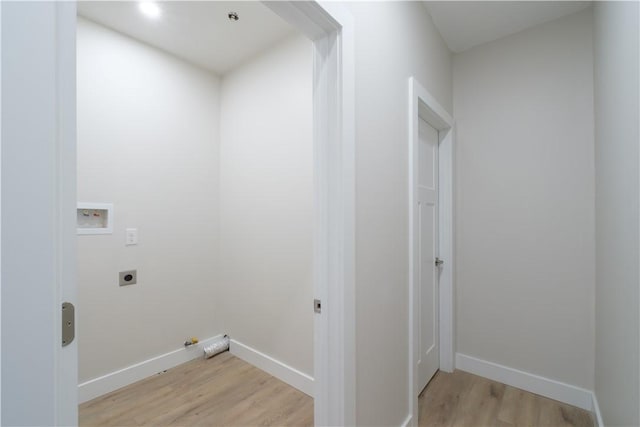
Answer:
419;370;595;427
79;352;313;426
80;355;594;427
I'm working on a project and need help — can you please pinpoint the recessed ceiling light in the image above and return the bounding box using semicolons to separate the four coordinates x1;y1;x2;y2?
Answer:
139;2;161;19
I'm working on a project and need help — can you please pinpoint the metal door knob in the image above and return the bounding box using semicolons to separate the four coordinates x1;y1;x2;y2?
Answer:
435;257;444;267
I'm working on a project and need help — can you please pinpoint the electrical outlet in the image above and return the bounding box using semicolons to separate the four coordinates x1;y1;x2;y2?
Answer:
119;270;137;286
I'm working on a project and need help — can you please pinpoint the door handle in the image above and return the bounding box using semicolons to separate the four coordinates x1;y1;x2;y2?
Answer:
435;257;444;267
62;302;75;347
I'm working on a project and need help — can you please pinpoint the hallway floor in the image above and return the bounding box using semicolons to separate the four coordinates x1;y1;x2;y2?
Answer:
419;370;594;426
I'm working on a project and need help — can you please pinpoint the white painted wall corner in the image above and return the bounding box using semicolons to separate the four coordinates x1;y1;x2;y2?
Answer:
78;335;315;404
229;339;314;397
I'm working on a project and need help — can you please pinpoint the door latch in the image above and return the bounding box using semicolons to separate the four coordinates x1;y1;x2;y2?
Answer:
314;299;322;314
62;302;75;347
435;257;444;267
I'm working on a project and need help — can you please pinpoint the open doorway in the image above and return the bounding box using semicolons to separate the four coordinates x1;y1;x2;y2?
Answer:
76;2;313;425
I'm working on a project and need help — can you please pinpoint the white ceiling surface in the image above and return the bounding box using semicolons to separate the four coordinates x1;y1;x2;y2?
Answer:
424;1;591;53
77;1;296;75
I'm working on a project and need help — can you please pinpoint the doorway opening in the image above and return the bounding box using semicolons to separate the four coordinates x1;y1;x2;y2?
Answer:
56;1;355;425
408;77;454;427
76;2;314;424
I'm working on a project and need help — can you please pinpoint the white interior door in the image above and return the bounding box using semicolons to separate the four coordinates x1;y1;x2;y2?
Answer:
416;117;439;393
1;2;78;425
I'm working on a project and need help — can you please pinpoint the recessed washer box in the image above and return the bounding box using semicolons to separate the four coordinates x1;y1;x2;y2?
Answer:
77;202;113;235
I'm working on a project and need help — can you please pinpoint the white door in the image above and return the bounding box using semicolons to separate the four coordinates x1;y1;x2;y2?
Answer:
1;2;78;425
416;117;439;393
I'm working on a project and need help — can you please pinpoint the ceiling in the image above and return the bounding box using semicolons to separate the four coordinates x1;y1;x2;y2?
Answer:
424;1;591;53
77;1;296;75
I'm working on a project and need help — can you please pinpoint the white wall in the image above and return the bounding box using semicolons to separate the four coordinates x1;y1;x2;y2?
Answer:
343;2;453;425
453;9;595;389
77;18;221;382
593;2;640;425
219;34;313;376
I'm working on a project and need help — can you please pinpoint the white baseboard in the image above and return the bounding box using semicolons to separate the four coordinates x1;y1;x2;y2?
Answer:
78;334;224;403
591;392;604;427
229;339;314;397
400;414;412;427
455;353;593;411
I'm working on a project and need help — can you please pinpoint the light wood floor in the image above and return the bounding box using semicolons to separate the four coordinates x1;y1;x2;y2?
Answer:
80;355;594;427
79;352;313;426
419;370;594;427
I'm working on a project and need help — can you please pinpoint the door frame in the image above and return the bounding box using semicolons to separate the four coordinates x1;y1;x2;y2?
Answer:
0;1;354;425
407;76;454;426
263;2;356;425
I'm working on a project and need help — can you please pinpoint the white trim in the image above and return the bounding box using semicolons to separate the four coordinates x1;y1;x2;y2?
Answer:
400;414;413;427
455;353;594;411
263;3;356;426
229;339;314;397
591;392;604;427
408;77;455;427
78;334;224;404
